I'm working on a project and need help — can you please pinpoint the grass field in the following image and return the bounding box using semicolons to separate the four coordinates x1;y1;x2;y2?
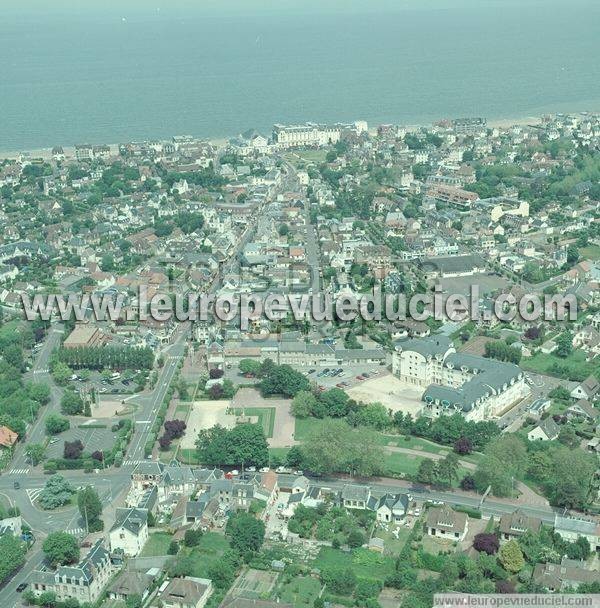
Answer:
295;418;482;471
140;532;173;557
521;348;599;381
186;532;230;578
232;407;276;438
580;244;600;261
383;452;472;484
313;547;396;583
178;448;201;464
278;577;322;606
284;149;328;167
374;526;413;555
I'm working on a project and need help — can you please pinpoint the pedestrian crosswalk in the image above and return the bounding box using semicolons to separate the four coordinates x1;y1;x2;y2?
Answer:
6;468;30;475
66;527;85;537
123;459;145;467
26;488;43;503
33;368;49;375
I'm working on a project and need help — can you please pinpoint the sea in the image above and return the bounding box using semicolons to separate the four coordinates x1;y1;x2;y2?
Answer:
1;0;599;152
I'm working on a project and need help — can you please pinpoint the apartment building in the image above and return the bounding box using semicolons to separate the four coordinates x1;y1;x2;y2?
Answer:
392;336;529;421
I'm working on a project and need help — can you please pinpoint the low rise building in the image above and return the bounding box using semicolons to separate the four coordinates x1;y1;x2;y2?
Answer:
109;507;149;557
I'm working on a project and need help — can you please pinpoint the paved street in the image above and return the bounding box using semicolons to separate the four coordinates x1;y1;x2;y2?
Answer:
9;325;64;473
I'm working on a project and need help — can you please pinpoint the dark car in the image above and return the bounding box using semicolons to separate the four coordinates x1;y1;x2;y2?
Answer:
13;481;20;489
16;583;28;592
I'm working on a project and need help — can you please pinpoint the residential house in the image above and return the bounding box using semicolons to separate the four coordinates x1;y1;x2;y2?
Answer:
109;507;149;557
554;515;600;552
108;569;155;604
533;557;600;591
498;510;542;542
160;577;213;608
341;484;371;510
571;376;600;402
565;400;598;423
527;417;560;442
426;506;469;542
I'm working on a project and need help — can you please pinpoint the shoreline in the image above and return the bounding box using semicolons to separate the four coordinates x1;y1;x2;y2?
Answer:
0;112;589;160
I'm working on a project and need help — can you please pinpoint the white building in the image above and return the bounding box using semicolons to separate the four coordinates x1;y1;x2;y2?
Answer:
392;336;529;421
272;121;366;148
109;507;149;557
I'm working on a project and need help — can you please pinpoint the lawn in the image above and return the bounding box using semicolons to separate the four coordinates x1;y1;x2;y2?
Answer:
140;532;173;557
521;348;599;381
580;244;600;261
374;525;413;555
285;149;328;167
187;532;231;578
383;452;471;485
294;417;321;441
313;547;396;583
296;418;482;469
178;448;201;465
232;407;275;438
269;447;290;462
174;401;192;418
278;577;322;606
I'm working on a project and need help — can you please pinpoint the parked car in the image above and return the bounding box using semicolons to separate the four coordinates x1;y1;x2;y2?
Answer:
16;583;28;593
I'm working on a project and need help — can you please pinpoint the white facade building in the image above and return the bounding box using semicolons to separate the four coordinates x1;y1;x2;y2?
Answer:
392;336;529;421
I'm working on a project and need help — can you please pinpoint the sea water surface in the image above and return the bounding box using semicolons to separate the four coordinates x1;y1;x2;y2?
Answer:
1;0;599;151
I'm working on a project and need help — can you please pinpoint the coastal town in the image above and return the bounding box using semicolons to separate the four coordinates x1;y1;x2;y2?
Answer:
0;112;598;608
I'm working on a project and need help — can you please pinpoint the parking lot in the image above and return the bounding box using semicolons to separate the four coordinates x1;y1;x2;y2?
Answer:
68;369;145;396
46;421;117;460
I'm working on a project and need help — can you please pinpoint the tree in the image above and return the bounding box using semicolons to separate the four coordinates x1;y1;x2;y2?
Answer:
351;402;390;430
78;487;103;532
474;435;527;497
321;567;357;595
29;383;51;405
164;419;186;439
556;331;573;358
498;540;524;573
168;540;179;555
159;435;172;450
473;533;499;555
38;475;75;510
45;414;70;435
291;390;318;418
416;459;438;485
557;424;579;449
454;437;473;455
547;447;595;509
226;512;265;557
0;534;26;585
260;364;310;398
239;359;261;376
347;529;365;548
25;443;46;465
314;388;350;418
196;423;269;467
302;419;383;476
209;368;224;379
61;391;84;415
460;475;476;491
436;452;460;486
43;532;80;566
285;445;306;468
52;361;72;385
64;439;84;459
183;529;203;547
